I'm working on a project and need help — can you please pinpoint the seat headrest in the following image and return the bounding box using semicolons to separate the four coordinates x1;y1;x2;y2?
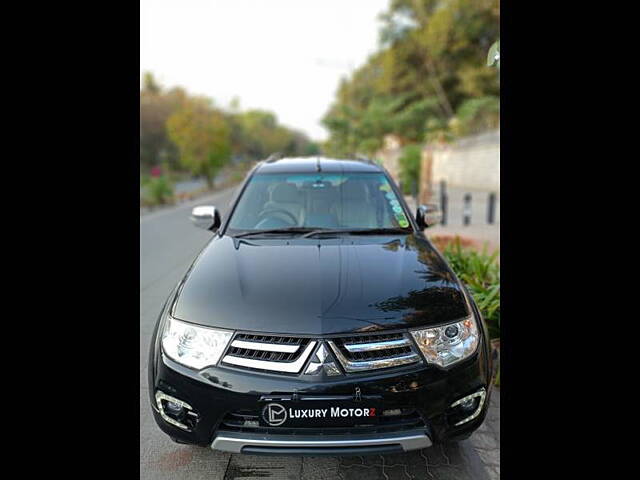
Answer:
271;183;299;203
340;180;369;200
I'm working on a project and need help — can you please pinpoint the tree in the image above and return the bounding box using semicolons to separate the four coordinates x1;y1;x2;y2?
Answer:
322;0;500;153
398;143;422;194
141;73;320;176
451;96;499;136
140;73;186;171
142;71;162;95
166;97;231;188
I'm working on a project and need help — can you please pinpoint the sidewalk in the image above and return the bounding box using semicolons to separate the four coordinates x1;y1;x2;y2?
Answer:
427;223;500;252
471;389;500;479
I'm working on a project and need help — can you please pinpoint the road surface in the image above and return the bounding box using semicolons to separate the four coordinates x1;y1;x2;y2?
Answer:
140;185;499;480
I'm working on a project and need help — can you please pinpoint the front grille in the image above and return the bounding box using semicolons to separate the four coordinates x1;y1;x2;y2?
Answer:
220;331;421;375
226;334;309;362
221;334;316;374
219;408;426;436
328;332;421;372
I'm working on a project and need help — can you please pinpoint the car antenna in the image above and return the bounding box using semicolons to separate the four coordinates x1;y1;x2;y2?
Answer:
316;156;322;172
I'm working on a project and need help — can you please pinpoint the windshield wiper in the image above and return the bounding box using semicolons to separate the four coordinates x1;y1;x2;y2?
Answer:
302;227;412;238
233;227;315;238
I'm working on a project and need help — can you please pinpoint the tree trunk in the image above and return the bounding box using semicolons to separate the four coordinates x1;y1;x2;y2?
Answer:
425;56;454;119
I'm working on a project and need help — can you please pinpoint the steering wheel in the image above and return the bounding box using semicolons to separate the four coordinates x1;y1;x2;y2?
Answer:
257;208;298;225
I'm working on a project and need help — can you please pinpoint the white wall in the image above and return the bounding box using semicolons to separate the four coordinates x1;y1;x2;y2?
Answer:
430;130;500;191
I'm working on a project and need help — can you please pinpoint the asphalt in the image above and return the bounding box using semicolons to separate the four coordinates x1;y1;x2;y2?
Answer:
140;185;499;480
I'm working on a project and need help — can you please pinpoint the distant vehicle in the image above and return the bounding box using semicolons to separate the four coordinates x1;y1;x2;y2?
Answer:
149;156;492;455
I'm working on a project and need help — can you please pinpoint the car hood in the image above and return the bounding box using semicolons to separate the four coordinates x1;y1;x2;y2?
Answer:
172;234;470;335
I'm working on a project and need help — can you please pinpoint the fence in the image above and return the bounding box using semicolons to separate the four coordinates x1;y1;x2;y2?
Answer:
375;130;500;228
434;180;499;227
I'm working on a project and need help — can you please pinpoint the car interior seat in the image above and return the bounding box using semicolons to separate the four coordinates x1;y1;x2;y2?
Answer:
261;183;304;224
333;180;377;227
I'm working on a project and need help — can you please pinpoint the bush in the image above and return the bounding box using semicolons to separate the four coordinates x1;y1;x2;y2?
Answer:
451;96;500;137
440;237;500;340
398;143;422;195
144;175;174;206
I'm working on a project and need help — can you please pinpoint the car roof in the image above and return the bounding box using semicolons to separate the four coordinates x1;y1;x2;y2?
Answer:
254;156;384;174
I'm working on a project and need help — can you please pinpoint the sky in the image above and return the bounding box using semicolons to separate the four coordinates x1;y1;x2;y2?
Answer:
140;0;390;141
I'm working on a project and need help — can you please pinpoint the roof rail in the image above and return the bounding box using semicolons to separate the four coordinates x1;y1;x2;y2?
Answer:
265;152;284;163
353;154;376;165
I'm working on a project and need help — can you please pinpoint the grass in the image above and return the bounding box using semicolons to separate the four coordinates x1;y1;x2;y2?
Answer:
140;162;256;209
141;175;174;207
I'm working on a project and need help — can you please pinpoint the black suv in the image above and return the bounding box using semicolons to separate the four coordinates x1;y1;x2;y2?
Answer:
148;156;492;455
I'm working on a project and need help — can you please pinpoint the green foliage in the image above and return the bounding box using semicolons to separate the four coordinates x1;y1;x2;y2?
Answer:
302;142;321;156
143;175;174;206
451;95;500;137
166;97;232;188
141;73;319;178
323;0;499;153
235;110;296;158
140;72;186;172
398;144;422;194
142;71;162;95
441;237;500;340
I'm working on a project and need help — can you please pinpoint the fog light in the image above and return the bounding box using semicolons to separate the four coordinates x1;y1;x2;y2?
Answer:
458;397;477;411
450;388;486;426
165;401;185;418
155;391;196;431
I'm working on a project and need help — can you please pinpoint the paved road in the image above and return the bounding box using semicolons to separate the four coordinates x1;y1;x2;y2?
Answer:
140;185;499;480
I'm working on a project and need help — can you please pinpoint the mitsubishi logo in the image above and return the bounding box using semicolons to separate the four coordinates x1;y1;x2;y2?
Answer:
262;403;287;426
303;342;342;376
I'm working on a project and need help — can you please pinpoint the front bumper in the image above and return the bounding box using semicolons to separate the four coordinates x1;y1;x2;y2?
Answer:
212;430;431;455
149;341;491;453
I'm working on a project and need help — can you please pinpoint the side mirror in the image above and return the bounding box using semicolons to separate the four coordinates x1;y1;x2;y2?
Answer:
190;205;221;231
416;204;442;229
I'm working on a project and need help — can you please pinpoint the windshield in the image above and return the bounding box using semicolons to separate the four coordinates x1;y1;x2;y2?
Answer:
227;172;412;232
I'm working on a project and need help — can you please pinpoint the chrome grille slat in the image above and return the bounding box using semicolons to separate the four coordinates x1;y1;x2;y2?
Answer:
222;340;316;373
329;343;420;372
343;338;410;353
230;339;300;353
329;332;421;372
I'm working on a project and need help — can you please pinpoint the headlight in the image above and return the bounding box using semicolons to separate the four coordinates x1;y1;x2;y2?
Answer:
411;315;479;368
161;316;233;370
